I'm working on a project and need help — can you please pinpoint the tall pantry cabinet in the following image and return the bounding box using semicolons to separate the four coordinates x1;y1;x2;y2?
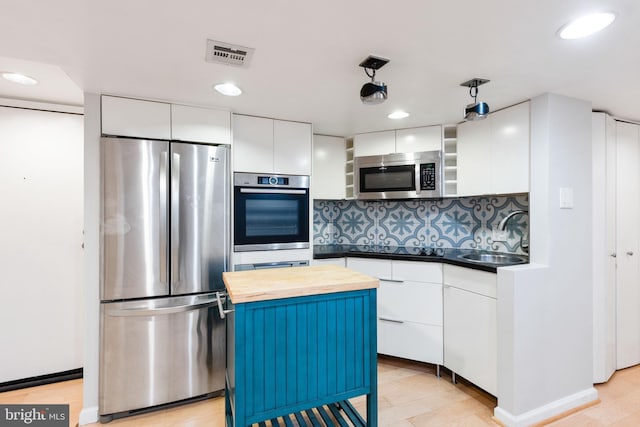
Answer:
592;113;640;383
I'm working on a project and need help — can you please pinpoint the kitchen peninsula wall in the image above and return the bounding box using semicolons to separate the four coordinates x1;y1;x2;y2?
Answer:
314;195;529;254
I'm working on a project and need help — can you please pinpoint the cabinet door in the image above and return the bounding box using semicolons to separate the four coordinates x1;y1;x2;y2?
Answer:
395;125;442;153
171;104;231;145
233;115;274;173
456;117;492;196
616;121;640;369
274;120;312;175
491;102;529;194
101;96;171;139
353;131;395;157
312;135;346;199
444;285;497;395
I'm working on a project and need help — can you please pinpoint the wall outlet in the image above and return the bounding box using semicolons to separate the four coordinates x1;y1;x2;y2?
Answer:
492;227;508;242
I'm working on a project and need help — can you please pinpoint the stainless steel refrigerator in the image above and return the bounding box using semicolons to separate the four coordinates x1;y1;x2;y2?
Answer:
98;137;229;421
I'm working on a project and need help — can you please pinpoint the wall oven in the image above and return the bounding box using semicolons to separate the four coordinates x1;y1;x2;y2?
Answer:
354;150;442;199
233;172;310;252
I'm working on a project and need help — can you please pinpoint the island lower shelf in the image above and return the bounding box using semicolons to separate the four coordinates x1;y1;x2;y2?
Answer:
223;266;378;427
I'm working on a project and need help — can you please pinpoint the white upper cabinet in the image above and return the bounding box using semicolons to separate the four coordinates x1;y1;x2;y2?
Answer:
101;95;171;139
101;95;231;144
274;119;312;175
395;125;442;153
353;125;442;157
233;115;274;173
456;117;492;196
457;101;530;196
233;115;312;175
171;104;231;145
312;135;346;199
490;102;530;194
353;130;395;157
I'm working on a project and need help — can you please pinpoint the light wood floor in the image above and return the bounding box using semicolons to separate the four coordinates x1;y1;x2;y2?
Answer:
2;358;640;427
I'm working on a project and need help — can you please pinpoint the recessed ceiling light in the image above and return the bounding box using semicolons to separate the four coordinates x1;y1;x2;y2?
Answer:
213;82;242;96
388;111;410;119
558;12;616;39
1;72;38;85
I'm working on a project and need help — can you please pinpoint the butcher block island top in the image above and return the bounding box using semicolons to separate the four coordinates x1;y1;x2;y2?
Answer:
222;265;378;304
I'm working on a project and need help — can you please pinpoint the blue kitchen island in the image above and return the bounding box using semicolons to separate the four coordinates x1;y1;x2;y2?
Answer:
222;265;379;427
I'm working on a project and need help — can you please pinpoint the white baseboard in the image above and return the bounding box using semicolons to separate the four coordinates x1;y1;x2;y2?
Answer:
494;387;598;427
79;406;99;425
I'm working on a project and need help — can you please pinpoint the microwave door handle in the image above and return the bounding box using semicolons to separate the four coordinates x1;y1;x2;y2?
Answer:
239;188;307;195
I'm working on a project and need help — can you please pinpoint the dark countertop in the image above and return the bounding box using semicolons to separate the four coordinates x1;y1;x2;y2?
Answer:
313;244;529;273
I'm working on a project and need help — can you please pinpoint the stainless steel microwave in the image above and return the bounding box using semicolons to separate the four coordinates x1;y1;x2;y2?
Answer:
354;151;442;199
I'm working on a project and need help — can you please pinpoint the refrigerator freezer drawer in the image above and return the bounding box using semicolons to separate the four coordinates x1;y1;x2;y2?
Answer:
99;294;225;416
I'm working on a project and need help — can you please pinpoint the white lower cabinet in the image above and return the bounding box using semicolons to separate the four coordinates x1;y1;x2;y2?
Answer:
443;265;497;395
378;321;443;364
346;258;443;365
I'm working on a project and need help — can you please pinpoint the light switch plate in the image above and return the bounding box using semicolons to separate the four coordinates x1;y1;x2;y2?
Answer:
492;227;507;242
559;187;574;209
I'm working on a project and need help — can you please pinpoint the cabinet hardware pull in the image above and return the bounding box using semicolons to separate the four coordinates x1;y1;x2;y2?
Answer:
610;253;617;258
379;278;404;283
379;317;404;324
627;251;634;256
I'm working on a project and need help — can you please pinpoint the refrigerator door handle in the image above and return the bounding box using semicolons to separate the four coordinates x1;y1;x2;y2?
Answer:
105;296;219;317
215;291;234;319
159;151;168;285
171;152;181;283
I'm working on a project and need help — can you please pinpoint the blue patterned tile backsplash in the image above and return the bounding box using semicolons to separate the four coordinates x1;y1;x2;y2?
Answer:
313;195;529;254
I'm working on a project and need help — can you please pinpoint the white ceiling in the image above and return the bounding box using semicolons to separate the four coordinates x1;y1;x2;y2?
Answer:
0;0;638;136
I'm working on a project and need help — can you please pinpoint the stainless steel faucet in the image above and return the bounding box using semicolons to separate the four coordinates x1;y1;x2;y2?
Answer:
498;210;529;230
498;210;529;253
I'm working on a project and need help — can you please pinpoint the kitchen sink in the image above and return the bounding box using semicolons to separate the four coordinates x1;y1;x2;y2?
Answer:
458;252;528;265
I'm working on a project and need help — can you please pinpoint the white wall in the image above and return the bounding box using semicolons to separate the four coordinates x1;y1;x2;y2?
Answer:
0;103;84;382
495;94;597;426
79;93;101;424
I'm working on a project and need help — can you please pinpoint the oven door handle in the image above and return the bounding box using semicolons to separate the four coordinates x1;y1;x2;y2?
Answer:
239;188;307;195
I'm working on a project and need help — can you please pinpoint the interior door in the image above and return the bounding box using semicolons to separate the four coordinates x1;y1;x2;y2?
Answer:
170;143;229;295
616;121;640;369
101;137;169;300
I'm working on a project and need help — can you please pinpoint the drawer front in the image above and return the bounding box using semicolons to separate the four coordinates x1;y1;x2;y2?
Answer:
310;258;345;267
377;320;443;365
443;264;497;298
392;260;442;283
378;280;442;325
347;257;392;280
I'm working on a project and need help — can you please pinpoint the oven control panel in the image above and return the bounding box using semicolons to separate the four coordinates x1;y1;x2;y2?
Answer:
234;172;309;189
258;176;289;186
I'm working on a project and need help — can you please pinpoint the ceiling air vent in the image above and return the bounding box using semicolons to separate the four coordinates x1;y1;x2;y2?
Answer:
205;40;255;67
